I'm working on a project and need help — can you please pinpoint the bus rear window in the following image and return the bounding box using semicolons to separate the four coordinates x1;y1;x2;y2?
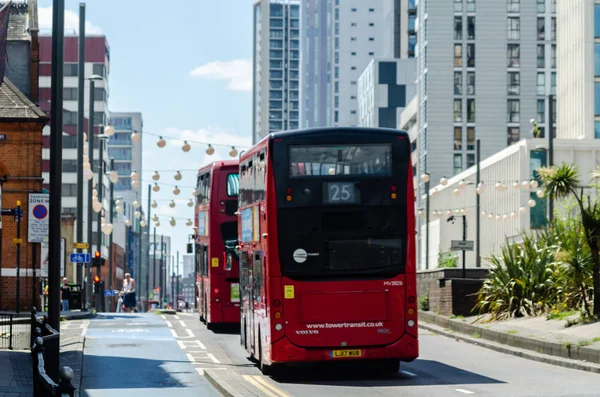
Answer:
289;144;392;177
227;173;239;196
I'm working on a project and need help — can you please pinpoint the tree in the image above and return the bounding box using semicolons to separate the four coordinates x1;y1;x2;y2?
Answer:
537;163;600;317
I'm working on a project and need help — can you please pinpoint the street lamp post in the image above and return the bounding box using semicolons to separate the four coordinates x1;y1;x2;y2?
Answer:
420;173;430;270
75;2;86;288
107;159;115;293
475;139;481;267
145;184;152;311
448;215;467;278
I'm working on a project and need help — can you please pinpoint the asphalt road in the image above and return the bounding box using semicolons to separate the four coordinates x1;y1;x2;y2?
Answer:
80;313;220;397
173;313;600;397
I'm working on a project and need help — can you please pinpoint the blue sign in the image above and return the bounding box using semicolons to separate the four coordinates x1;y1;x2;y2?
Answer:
241;208;252;242
70;253;90;263
104;290;116;297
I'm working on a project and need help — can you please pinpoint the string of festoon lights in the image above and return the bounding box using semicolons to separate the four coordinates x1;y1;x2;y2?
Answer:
147;131;250;157
418;173;545;222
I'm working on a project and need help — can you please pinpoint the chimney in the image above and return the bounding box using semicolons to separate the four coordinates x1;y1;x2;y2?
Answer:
28;0;39;105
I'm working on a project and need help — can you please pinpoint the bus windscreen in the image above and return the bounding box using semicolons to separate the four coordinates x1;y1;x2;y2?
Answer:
289;144;392;177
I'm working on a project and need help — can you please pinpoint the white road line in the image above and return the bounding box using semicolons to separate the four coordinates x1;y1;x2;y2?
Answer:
253;376;292;397
242;375;280;397
160;315;166;320
174;315;180;319
186;328;194;337
207;353;220;363
170;329;177;338
401;370;417;377
177;340;206;349
195;368;227;376
456;389;474;394
165;321;173;328
179;320;186;327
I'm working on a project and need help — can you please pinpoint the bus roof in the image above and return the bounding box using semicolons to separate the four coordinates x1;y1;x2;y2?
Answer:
197;159;239;176
270;126;409;141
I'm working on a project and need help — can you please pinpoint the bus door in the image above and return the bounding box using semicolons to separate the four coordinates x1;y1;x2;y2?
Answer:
240;250;253;351
252;250;264;351
199;244;208;316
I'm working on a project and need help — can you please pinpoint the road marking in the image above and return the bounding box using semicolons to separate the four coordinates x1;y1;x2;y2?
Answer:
456;389;474;394
179;320;187;327
186;352;220;364
171;328;195;338
110;329;148;333
195;368;227;376
207;353;219;363
401;370;417;377
160;315;166;320
177;340;206;350
174;315;180;319
242;375;281;397
170;329;177;338
165;321;173;328
253;376;292;397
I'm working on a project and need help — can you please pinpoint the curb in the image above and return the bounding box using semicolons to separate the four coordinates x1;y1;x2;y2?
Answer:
204;370;245;397
419;311;600;373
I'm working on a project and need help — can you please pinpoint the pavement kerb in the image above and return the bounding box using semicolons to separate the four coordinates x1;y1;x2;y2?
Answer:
419;310;600;373
204;369;246;397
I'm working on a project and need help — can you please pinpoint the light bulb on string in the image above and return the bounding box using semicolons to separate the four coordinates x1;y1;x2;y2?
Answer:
513;181;520;190
104;125;115;137
131;171;139;181
520;206;526;214
536;190;545;198
459;180;467;189
496;214;501;221
132;180;140;189
109;170;118;183
206;144;215;155
511;211;517;219
488;213;493;220
152;215;159;222
153;183;160;192
495;182;502;191
503;214;509;221
140;219;147;228
92;189;98;197
173;186;181;195
125;219;132;227
453;188;460;196
431;189;439;197
420;174;430;183
83;144;88;154
186;219;193;227
169;200;176;208
84;169;93;180
528;199;536;207
83;154;89;163
170;217;176;227
131;131;141;143
174;171;182;181
152;171;160;181
115;205;122;214
84;162;91;171
151;200;158;208
530;180;539;189
229;146;238;157
182;141;191;152
447;210;453;217
133;200;140;208
522;181;530;189
481;210;486;216
188;199;194;207
157;137;166;148
134;210;142;219
440;177;448;186
192;189;198;197
155;221;161;227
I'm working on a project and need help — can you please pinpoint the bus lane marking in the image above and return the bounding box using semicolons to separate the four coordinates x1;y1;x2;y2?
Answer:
186;352;220;364
170;328;195;338
252;376;293;397
242;375;281;397
177;340;206;350
179;320;187;327
456;389;474;394
165;321;173;328
195;368;227;376
401;370;417;377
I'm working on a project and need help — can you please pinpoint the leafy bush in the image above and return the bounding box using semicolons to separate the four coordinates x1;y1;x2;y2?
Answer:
438;252;458;268
419;294;430;311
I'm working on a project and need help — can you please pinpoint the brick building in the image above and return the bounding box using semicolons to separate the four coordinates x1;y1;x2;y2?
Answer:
0;78;47;311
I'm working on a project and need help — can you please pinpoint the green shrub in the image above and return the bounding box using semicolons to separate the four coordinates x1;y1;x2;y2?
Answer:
438;252;458;268
419;294;430;311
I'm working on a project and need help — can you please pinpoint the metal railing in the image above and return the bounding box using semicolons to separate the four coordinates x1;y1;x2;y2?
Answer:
31;315;76;397
0;312;32;350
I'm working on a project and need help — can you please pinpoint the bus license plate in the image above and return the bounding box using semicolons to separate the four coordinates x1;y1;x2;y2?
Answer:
331;349;361;358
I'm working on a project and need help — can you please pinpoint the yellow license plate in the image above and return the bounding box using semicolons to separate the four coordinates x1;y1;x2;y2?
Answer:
331;349;362;358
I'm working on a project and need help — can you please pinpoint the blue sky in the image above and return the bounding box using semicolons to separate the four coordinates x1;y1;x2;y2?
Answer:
38;0;254;270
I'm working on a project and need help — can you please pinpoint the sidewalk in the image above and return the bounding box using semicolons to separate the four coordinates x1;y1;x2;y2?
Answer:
0;321;86;397
419;310;600;373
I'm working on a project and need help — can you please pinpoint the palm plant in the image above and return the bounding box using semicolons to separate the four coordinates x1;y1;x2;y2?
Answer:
538;163;600;317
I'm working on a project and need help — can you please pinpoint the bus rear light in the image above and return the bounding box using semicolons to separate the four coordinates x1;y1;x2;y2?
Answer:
274;311;281;319
408;308;415;315
273;299;281;307
220;201;225;205
407;296;416;304
215;298;220;303
286;195;293;202
286;188;292;194
391;185;397;192
214;288;219;294
407;320;415;327
391;193;397;199
274;323;283;331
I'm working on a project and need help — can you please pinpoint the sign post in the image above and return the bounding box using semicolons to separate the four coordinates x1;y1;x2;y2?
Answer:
450;215;471;278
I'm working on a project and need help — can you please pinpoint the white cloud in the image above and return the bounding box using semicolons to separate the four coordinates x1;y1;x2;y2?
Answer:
189;59;252;91
39;7;103;34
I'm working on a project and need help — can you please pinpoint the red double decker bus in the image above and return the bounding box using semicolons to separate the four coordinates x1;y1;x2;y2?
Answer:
238;127;418;375
195;160;240;329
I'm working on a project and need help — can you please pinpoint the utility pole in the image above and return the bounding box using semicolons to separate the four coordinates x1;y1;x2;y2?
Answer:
153;227;157;301
86;79;95;310
137;212;143;312
107;159;114;293
145;184;151;311
96;138;103;285
462;216;467;279
160;234;164;306
75;2;86;288
475;139;481;267
548;94;554;223
424;176;430;270
15;200;21;313
176;250;179;303
48;0;66;380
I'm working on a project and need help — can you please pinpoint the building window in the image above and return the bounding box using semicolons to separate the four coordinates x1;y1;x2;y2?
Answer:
93;64;105;77
454;44;462;67
467;154;475;168
351;66;356;70
508;44;520;67
507;127;520;145
454;0;462;12
63;63;78;77
453;154;463;175
351;7;357;12
537;99;545;123
508;99;520;123
537;17;545;40
369;52;375;56
351;22;357;27
454;71;463;95
467;17;475;39
595;5;600;38
467;127;475;150
369;8;374;12
351;52;356;56
596;44;600;77
508;17;520;40
369;23;374;26
467;72;475;95
551;17;556;40
467;99;475;122
595;121;600;139
454;16;463;39
551;45;556;68
466;0;475;11
467;44;475;67
369;37;375;41
537;72;545;95
537;44;545;68
63;88;77;101
508;72;520;95
63;110;77;125
537;0;545;13
351;37;357;41
454;127;462;150
454;99;462;122
551;72;556;94
508;0;519;13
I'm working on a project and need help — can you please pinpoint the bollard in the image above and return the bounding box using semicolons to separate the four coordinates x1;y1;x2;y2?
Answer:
57;366;76;397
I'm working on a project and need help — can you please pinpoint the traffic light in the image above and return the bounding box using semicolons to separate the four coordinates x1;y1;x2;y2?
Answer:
93;276;101;294
186;243;193;254
92;251;105;267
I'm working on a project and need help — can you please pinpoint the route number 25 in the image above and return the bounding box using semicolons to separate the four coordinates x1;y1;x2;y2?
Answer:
326;182;358;203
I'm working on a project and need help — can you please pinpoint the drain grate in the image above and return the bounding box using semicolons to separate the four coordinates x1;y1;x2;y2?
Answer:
106;343;142;348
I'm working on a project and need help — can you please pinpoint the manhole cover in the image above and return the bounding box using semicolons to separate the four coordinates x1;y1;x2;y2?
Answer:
107;343;141;348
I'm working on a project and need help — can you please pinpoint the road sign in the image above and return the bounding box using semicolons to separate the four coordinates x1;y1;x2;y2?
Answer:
28;193;49;243
73;242;89;249
104;290;116;297
12;238;23;244
0;134;6;141
451;240;474;251
70;253;90;264
40;239;65;278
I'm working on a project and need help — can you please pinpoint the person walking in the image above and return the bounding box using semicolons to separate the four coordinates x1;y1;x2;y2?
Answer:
122;273;136;313
60;278;71;312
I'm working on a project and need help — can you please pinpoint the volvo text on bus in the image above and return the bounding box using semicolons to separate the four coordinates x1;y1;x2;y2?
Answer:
238;127;418;374
195;160;240;329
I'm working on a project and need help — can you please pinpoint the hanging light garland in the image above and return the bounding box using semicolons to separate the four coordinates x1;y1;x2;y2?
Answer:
147;131;249;158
